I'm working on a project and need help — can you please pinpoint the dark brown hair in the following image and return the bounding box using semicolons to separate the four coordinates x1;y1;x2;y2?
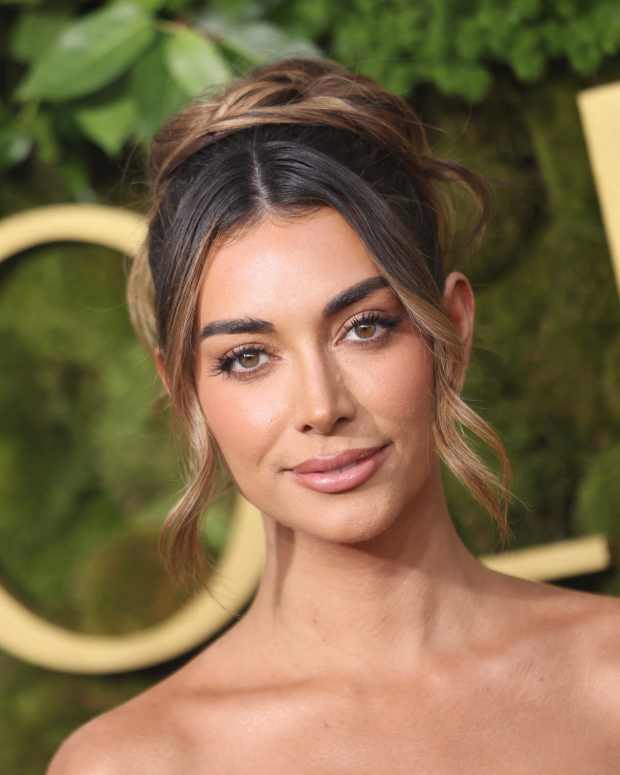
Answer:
128;56;514;584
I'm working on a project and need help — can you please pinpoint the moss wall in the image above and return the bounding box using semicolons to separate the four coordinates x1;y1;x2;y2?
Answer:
1;58;619;775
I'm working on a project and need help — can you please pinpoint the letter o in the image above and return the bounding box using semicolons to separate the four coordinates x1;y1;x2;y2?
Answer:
0;204;265;674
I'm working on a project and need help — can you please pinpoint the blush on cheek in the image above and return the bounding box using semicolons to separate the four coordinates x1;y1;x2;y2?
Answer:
388;367;433;422
197;381;284;475
371;337;434;425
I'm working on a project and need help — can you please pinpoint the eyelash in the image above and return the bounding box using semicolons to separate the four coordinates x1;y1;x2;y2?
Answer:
208;310;402;381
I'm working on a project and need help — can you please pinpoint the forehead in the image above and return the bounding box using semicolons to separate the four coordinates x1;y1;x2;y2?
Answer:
198;208;383;321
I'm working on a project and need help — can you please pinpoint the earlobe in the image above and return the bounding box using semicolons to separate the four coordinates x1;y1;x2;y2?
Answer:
154;348;171;396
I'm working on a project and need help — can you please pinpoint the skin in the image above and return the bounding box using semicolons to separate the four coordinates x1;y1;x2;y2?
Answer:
48;207;620;774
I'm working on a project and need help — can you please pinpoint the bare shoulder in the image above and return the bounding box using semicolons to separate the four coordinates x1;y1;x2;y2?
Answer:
486;566;620;639
46;669;205;775
485;570;620;678
537;581;620;666
486;573;620;766
569;588;620;697
46;708;132;775
563;587;620;761
511;577;620;725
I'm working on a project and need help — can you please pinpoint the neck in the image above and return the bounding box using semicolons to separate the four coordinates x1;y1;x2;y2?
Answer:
241;460;492;685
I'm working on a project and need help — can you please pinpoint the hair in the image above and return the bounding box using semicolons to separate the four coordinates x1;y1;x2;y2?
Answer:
127;55;514;585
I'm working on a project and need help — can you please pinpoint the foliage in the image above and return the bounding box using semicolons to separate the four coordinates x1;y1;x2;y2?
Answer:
0;0;320;193
271;0;620;99
0;242;235;630
421;75;620;555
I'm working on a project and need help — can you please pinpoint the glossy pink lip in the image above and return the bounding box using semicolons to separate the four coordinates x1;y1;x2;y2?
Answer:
290;444;388;474
288;443;391;494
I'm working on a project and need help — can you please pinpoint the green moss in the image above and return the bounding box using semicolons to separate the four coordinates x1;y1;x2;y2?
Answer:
574;442;620;539
428;78;545;287
71;526;194;634
0;651;159;775
0;243;235;630
603;334;620;420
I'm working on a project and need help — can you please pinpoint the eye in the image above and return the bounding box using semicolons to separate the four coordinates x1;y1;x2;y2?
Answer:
342;310;402;343
208;345;270;380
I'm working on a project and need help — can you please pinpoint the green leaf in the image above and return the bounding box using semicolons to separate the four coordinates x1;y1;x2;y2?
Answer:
198;13;322;64
9;10;70;63
130;35;191;139
59;159;97;202
132;0;167;10
74;93;138;156
57;158;97;202
30;112;59;164
15;2;156;102
0;126;32;169
164;26;231;97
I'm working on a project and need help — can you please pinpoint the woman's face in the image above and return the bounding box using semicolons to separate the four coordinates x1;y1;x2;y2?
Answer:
195;207;438;543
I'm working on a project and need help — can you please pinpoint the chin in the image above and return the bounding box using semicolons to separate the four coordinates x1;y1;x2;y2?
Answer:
276;494;404;545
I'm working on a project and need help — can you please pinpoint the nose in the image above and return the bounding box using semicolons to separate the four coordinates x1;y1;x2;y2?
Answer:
291;345;356;435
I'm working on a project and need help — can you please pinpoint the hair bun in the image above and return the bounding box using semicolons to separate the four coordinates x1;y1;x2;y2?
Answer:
150;56;430;187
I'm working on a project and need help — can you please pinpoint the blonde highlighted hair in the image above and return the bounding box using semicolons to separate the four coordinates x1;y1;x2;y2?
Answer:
128;56;514;584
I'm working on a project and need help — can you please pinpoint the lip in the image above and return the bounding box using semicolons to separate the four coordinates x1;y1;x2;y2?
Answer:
287;443;391;494
290;444;389;474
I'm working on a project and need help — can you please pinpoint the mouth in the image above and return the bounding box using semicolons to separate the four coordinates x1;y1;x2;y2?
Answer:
322;445;388;473
286;443;392;494
287;443;390;475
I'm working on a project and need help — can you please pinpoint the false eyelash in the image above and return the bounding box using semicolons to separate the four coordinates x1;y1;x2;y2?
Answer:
346;310;401;335
209;310;403;379
208;344;267;378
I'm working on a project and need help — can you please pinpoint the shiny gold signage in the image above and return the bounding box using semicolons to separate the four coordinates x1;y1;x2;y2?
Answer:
578;82;620;297
0;205;265;674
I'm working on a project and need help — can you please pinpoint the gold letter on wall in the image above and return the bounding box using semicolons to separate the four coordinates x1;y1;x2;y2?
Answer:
578;82;620;298
0;204;265;674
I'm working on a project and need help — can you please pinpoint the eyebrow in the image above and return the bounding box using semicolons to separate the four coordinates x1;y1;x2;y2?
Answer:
200;275;391;340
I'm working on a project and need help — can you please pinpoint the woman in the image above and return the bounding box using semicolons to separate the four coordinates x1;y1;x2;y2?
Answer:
49;57;620;773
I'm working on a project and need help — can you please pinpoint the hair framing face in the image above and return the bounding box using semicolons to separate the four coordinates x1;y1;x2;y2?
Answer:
127;57;513;583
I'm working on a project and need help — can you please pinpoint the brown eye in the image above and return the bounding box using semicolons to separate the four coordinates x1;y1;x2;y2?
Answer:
355;322;376;339
209;345;270;379
343;311;402;344
239;351;260;368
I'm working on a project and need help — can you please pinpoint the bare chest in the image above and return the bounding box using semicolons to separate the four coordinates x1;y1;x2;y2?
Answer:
183;681;618;775
264;707;610;773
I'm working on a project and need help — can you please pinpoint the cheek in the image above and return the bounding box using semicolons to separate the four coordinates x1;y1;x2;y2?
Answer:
196;374;282;468
372;338;436;483
364;336;434;427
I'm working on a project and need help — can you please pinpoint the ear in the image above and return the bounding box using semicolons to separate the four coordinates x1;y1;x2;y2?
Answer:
154;348;171;396
441;271;475;374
